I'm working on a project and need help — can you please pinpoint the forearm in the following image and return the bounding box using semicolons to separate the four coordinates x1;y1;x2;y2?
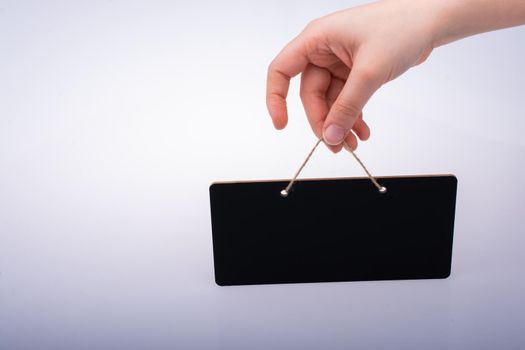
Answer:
431;0;525;47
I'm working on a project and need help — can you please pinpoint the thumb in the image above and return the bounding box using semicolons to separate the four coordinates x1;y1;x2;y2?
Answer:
323;67;383;146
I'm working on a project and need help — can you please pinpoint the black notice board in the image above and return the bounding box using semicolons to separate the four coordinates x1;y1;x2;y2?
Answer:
209;175;457;286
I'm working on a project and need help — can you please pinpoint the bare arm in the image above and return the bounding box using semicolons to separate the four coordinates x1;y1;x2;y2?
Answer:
434;0;525;46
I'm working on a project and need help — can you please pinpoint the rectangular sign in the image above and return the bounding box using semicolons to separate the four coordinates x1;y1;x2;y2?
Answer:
210;175;458;286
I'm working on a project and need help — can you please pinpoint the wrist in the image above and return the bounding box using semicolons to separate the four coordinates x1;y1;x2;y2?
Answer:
426;0;467;48
429;0;525;48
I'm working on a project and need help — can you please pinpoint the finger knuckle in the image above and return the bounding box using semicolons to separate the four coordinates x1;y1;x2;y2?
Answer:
299;86;307;100
303;18;329;41
266;92;282;106
299;87;323;102
305;18;322;31
267;61;279;76
332;100;360;119
355;66;380;83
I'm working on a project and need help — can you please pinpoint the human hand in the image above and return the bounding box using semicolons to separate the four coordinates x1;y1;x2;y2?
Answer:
266;0;440;152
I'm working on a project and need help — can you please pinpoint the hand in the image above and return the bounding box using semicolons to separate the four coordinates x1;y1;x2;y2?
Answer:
266;0;440;152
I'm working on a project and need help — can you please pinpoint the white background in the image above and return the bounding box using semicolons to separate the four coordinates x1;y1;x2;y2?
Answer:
1;1;524;349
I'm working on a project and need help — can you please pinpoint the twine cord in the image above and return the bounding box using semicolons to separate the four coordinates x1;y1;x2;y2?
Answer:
280;139;386;197
280;139;322;197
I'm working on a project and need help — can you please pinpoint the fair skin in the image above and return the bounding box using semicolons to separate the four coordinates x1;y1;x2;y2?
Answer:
266;0;525;153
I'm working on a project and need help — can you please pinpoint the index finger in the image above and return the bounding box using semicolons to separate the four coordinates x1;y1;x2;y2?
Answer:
266;37;309;130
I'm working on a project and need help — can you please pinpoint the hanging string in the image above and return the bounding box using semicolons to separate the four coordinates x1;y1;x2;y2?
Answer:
280;139;386;197
347;145;387;194
280;139;322;197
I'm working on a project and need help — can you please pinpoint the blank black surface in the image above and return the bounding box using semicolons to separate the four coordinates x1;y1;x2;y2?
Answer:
209;175;457;286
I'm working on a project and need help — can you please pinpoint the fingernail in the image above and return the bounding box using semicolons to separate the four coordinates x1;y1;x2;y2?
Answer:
323;124;346;145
